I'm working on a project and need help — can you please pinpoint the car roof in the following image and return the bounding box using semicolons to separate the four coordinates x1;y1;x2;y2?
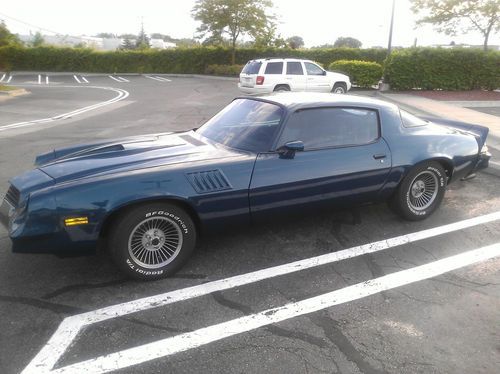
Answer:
239;92;399;112
247;58;312;63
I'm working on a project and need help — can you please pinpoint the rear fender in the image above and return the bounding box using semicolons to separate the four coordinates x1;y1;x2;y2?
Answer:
421;116;489;149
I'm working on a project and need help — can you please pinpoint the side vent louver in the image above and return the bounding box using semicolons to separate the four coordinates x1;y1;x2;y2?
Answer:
186;170;232;194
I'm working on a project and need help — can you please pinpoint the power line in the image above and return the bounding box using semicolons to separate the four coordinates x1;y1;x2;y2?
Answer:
0;11;85;39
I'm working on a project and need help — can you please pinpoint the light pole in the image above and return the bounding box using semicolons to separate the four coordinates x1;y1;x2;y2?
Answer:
380;0;396;91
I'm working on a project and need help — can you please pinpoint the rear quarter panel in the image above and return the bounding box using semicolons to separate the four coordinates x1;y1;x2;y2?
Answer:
380;105;479;198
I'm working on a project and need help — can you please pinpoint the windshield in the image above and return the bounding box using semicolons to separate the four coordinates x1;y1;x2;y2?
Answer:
197;99;284;153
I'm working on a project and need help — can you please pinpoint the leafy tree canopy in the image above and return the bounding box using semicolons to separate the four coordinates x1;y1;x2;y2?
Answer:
286;35;304;49
333;36;362;48
94;32;117;38
0;21;21;47
410;0;500;50
31;31;44;47
192;0;275;63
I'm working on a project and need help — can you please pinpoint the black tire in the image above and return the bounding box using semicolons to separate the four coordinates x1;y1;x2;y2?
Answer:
274;85;290;92
109;202;196;280
390;161;447;221
332;82;347;94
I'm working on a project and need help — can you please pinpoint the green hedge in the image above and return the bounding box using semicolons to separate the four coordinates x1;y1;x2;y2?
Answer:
384;48;500;90
0;46;387;73
205;64;244;76
328;60;383;88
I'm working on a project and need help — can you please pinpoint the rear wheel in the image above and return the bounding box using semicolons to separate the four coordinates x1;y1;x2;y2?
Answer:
390;161;447;221
274;85;290;92
332;82;347;94
109;202;196;280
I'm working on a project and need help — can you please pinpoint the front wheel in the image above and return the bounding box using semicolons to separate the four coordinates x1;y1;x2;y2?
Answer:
109;202;196;280
332;83;347;94
390;161;447;221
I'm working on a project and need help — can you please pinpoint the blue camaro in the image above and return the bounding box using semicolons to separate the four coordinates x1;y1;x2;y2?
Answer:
0;93;490;280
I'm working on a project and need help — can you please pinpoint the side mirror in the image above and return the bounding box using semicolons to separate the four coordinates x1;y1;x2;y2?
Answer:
322;70;327;76
278;140;304;159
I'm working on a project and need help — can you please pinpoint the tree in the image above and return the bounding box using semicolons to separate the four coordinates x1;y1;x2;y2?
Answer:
253;22;286;48
176;38;200;47
410;0;500;51
286;35;304;49
119;33;136;39
135;22;150;50
333;37;362;48
0;21;21;47
192;0;275;64
31;31;45;47
120;38;136;50
94;32;116;38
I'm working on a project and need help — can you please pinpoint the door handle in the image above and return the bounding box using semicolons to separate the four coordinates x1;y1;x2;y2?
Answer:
373;153;386;160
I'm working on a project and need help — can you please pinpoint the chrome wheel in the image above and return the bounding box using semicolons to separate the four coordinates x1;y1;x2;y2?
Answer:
408;171;438;211
128;216;183;269
333;86;345;94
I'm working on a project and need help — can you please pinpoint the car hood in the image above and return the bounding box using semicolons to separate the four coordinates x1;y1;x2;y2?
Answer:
327;71;350;81
36;131;247;183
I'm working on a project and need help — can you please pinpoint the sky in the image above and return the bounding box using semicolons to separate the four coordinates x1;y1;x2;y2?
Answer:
1;0;499;48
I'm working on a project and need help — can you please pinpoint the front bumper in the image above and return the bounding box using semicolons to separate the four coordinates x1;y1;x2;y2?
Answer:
474;150;491;172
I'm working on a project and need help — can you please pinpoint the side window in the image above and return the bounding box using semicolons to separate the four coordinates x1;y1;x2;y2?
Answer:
265;62;284;74
400;110;428;128
286;61;304;75
279;108;379;149
242;61;262;74
304;62;324;76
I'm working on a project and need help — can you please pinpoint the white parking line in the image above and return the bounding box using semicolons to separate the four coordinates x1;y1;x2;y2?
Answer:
108;76;129;83
73;75;81;83
0;86;129;132
6;75;12;83
154;76;171;82
490;160;500;167
21;210;500;374
45;76;49;85
108;75;123;82
49;243;500;374
0;73;5;82
81;76;89;83
38;74;41;85
145;75;171;82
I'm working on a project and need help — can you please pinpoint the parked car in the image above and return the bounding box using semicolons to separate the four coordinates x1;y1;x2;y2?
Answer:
1;93;490;280
238;58;351;94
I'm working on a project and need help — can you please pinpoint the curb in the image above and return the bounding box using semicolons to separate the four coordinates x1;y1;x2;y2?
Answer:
0;88;30;101
5;71;239;81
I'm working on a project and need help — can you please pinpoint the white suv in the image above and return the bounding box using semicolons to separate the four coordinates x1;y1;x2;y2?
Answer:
238;58;351;95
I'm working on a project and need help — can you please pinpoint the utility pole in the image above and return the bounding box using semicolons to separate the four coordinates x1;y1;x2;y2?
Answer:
387;0;396;54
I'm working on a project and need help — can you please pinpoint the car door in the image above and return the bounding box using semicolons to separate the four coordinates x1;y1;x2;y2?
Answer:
285;61;307;91
249;107;392;220
304;62;331;92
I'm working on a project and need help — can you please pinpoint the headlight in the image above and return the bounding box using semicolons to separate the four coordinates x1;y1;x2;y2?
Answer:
481;144;488;154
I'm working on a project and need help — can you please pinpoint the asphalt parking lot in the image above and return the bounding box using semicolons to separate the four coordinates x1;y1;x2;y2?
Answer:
0;74;499;374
